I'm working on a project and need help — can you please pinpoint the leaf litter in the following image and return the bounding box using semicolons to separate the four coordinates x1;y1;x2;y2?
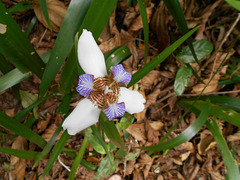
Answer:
0;0;240;179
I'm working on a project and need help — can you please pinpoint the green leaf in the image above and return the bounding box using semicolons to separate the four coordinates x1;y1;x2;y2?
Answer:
179;99;240;127
91;125;113;164
85;132;106;154
25;16;37;37
163;0;199;63
58;94;72;115
20;90;38;108
174;66;192;96
177;39;213;64
40;0;92;97
94;154;118;179
39;0;51;30
41;131;70;179
137;0;149;63
0;1;45;78
201;95;240;112
69;137;88;180
9;1;32;14
0;111;47;148
115;148;140;160
139;100;210;151
225;0;240;11
206;119;240;179
99;112;126;149
105;46;131;71
0;69;31;93
0;147;39;160
118;116;134;130
128;26;199;87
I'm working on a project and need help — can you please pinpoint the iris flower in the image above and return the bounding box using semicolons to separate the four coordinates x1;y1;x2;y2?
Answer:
62;29;146;135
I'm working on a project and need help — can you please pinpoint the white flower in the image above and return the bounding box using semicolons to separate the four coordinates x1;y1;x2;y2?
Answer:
62;29;146;135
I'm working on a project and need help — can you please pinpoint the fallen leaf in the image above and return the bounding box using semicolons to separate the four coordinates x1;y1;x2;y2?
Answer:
149;121;164;131
10;137;27;180
191;74;220;94
136;153;153;179
198;130;215;155
32;0;67;32
130;3;154;31
126;123;146;142
42;124;63;142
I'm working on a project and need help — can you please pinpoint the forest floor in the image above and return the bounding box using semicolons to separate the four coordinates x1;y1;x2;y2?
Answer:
1;0;240;179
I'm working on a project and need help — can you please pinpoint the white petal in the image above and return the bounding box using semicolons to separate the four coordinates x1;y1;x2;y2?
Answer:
62;98;101;135
78;29;107;78
118;87;146;114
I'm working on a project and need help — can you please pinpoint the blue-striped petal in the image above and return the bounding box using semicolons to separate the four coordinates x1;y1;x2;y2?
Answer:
103;102;125;120
76;74;94;97
110;64;132;87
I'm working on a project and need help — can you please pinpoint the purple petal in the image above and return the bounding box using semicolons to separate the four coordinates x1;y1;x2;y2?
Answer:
103;102;125;120
110;64;132;86
76;74;94;97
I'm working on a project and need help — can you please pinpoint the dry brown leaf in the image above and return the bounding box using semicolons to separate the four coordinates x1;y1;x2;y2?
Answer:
137;153;153;179
99;33;121;54
149;121;164;131
126;123;146;142
10;137;27;180
140;70;161;90
227;130;240;142
150;1;170;51
42;124;63;142
4;108;15;117
191;74;220;94
195;0;222;40
130;3;154;31
198;130;215;155
33;0;67;32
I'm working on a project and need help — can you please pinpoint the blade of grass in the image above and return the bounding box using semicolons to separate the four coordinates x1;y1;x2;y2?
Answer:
0;147;39;160
105;46;131;71
41;130;70;179
201;96;240;112
40;0;92;97
179;99;240;127
39;0;51;30
138;100;210;151
0;111;47;148
0;69;31;93
69;136;88;180
137;0;149;64
128;25;199;87
0;1;45;78
0;54;20;98
25;16;37;37
206;119;240;179
163;0;199;64
9;1;32;14
63;150;97;171
33;123;63;167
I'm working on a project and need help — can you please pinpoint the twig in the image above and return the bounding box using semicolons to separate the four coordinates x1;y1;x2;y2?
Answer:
58;155;71;172
182;89;240;96
218;13;240;50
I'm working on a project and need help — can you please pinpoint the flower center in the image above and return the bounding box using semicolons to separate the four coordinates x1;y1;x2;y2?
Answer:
88;76;120;109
